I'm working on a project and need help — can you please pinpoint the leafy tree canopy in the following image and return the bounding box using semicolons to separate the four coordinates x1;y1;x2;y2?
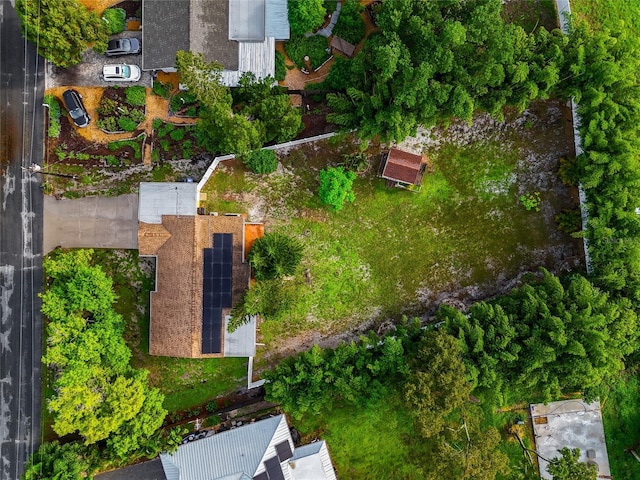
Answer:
318;166;356;211
288;0;326;36
326;0;567;142
175;51;231;110
16;0;108;68
249;232;303;281
41;250;166;450
547;448;598;480
441;269;638;403
242;149;279;174
23;441;89;480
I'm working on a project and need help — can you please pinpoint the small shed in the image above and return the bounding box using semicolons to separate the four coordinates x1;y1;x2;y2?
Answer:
330;36;356;58
380;147;426;187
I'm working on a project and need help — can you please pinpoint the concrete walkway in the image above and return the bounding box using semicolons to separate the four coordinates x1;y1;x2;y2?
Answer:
44;194;138;253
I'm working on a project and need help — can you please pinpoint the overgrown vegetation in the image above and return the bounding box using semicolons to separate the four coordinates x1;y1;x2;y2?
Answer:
101;7;126;35
16;0;108;67
242;149;278;174
152;80;173;99
31;250;179;478
288;0;327;36
44;94;61;138
275;50;287;81
333;0;365;45
96;88;146;133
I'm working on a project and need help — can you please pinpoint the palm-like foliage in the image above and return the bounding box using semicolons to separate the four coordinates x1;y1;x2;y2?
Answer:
249;233;303;280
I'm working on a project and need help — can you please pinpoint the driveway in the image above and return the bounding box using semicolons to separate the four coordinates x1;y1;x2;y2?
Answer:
44;194;139;253
45;31;151;89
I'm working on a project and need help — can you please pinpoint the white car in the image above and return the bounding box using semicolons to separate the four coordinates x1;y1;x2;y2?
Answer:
103;64;141;82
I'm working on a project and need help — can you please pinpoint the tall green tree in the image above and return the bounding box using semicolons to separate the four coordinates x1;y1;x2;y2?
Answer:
547;448;598;480
442;270;638;402
41;250;167;447
326;0;566;142
404;331;472;438
16;0;108;68
249;232;303;281
175;51;231;110
22;441;89;480
288;0;326;36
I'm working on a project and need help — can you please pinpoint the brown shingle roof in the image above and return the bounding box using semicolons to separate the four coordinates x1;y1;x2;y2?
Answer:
144;215;251;358
381;148;425;185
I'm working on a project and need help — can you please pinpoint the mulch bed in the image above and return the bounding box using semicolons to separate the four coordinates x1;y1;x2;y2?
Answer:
151;122;205;163
48;118;146;168
296;93;336;138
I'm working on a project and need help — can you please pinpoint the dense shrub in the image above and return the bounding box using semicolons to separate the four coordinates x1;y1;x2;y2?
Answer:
318;166;356;211
249;232;303;281
333;0;365;45
129;109;146;124
125;86;147;106
170;91;199;115
117;116;137;132
169;128;185;141
97;117;117;132
44;94;61;138
152;80;172;99
242;149;278;174
275;51;287;81
101;8;126;35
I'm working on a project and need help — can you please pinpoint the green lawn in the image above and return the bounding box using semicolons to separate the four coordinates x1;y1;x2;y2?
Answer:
202;102;578;347
601;374;640;480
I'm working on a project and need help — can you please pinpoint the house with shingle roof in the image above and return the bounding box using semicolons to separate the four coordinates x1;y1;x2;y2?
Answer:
138;182;261;359
380;147;427;188
160;415;337;480
142;0;290;86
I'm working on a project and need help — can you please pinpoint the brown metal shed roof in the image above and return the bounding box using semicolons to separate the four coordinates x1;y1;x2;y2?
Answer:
381;148;425;185
330;36;356;58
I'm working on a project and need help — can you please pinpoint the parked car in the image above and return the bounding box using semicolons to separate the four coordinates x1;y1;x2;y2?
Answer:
62;89;90;128
105;37;140;56
102;64;141;82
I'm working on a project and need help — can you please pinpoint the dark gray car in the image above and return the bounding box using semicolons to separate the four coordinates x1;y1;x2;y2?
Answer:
105;38;141;56
62;89;90;128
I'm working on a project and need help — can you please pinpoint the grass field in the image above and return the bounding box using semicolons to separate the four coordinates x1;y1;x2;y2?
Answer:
292;392;540;480
202;101;579;347
572;0;640;37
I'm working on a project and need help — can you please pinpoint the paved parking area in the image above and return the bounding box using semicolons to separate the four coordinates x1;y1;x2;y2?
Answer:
44;194;139;253
45;31;152;89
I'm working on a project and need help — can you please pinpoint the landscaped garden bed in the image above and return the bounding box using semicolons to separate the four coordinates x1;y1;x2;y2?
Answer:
151;119;203;162
96;86;146;133
169;90;201;117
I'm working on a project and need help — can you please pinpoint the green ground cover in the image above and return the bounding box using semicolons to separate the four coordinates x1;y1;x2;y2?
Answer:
601;374;640;480
202;103;577;346
572;0;640;36
293;392;539;480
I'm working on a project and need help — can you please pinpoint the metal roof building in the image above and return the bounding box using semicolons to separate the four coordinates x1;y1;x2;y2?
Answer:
160;415;337;480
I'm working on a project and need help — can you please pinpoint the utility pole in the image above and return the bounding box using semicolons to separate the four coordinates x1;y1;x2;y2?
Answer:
22;163;78;179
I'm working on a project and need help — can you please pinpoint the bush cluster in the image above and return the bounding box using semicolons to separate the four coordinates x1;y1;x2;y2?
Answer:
170;91;199;116
125;86;147;106
152;80;172;99
242;149;278;174
102;8;126;34
44;94;61;138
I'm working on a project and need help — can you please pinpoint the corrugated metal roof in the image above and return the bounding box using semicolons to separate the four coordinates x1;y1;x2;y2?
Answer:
265;0;290;39
138;183;198;224
220;37;275;86
289;442;337;480
224;314;257;357
160;415;290;480
229;0;265;41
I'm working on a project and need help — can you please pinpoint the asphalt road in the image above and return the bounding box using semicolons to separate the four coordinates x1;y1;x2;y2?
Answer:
0;1;45;478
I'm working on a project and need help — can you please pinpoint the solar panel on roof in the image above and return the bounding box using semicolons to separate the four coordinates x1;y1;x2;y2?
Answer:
275;441;293;461
253;473;268;480
264;457;285;480
202;233;234;354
